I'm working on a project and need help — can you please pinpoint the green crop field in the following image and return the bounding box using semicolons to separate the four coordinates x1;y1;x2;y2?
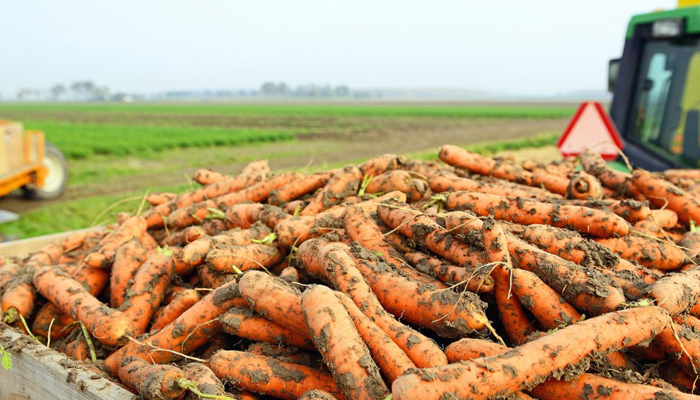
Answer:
0;102;572;240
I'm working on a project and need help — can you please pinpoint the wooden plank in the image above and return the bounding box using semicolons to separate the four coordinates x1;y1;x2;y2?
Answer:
0;227;102;260
0;324;137;400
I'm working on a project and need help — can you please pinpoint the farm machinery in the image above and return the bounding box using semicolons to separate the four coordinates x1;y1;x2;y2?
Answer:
0;121;67;201
608;0;700;170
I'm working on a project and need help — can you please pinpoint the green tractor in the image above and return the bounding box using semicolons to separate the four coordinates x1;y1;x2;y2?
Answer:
609;1;700;170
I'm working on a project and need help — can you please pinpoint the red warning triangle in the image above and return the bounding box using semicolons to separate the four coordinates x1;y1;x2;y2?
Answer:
557;102;624;161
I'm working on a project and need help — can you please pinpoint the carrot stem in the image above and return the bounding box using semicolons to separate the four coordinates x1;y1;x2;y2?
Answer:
79;321;97;363
176;378;237;400
19;314;40;344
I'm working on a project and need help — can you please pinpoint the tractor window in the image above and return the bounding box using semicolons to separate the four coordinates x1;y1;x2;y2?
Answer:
630;37;700;166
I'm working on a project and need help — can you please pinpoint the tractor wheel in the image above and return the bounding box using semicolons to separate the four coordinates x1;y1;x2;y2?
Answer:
24;142;68;200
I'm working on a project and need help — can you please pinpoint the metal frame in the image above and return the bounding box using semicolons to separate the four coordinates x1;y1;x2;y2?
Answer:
0;130;48;198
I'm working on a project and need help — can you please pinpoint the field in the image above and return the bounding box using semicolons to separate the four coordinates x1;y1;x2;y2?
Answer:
0;102;573;239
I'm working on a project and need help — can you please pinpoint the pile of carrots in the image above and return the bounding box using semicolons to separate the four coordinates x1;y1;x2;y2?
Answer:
4;144;700;400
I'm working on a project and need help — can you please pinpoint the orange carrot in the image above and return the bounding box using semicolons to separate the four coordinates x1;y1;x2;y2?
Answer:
391;306;669;400
407;179;430;202
298;390;339;400
302;285;390;400
297;239;447;368
149;289;200;332
566;171;604;200
193;168;228;185
180;223;272;267
64;337;89;361
301;165;362;216
104;280;244;376
269;171;333;205
118;356;185;400
279;266;300;282
110;239;148;308
145;192;177;206
646;267;700;315
246;342;325;369
220;306;315;349
439;144;533;185
365;170;412;194
183;362;228;399
160;226;207;247
403;252;494;293
1;273;34;324
84;216;147;268
120;253;175;335
209;351;343;400
664;168;700;181
596;235;687;271
566;199;652;223
359;154;406;177
335;292;416;383
445;191;631;238
429;172;561;201
197;265;237;289
580;148;640;198
224;203;289;229
634;169;700;226
680;231;700;263
33;266;135;347
206;244;285;273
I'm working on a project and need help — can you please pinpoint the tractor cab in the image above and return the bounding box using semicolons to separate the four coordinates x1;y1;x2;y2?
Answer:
609;2;700;170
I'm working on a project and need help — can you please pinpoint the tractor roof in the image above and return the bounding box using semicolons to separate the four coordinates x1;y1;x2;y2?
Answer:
627;5;700;38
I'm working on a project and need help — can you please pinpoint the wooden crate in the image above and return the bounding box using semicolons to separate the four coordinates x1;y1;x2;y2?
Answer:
4;122;25;170
0;325;137;400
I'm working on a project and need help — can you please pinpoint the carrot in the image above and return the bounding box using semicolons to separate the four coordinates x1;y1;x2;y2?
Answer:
335;292;416;383
444;338;511;363
279;266;299;282
566;199;652;223
482;219;537;345
297;239;448;368
596;235;687;271
202;218;227;236
149;289;200;332
238;270;309;336
365;170;412;194
33;266;135;347
206;244;285;272
183;362;228;399
566;171;604;200
32;305;75;340
224;203;289;230
193;168;228;186
61;230;89;252
160;226;207;247
654;316;700;377
145;192;177;206
110;239;148;308
275;191;407;247
284;199;306;215
359;154;405;177
197;265;237;289
301;165;362;216
442;211;626;315
658;361;699;393
665;169;700;181
302;285;390;400
118;356;185;400
269;171;333;205
406;179;429;202
64;337;89;361
246;342;325;369
649;209;679;228
120;253;175;335
403;252;494;293
646;267;700;315
84;216;147;268
220;306;316;350
634;169;700;226
209;351;343;400
580;148;640;198
104;280;244;376
298;390;339;400
168;172;301;228
529;373;696;400
342;205;444;286
429;172;561;201
1;273;34;324
680;231;700;263
391;306;670;400
530;170;570;196
445;191;631;238
180;223;272;267
439;144;533;185
342;242;488;336
0;262;21;293
144;166;266;228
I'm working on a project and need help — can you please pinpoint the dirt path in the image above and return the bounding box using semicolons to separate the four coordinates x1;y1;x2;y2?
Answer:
0;117;566;214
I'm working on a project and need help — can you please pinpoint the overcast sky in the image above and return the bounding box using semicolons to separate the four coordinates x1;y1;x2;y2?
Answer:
1;0;678;97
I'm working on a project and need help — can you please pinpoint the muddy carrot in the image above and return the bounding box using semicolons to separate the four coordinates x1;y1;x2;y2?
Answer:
120;253;175;335
118;356;185;400
145;192;177;206
84;216;147;268
335;292;416;382
246;342;325;369
206;244;285;273
580;148;640;198
104;280;245;376
225;203;289;229
596;235;687;271
161;226;207;247
220;306;315;350
298;390;339;400
150;289;200;332
429;172;561;201
439;144;533;185
110;239;148;308
634;169;700;226
1;273;34;324
646;267;700;315
193;168;228;186
197;265;237;289
403;252;494;293
269;171;333;205
180;223;272;267
279;266;299;282
365;170;412;194
391;306;669;400
566;199;652;223
445;191;631;238
301;165;362;216
297;239;447;367
566;171;604;200
209;351;342;400
302;285;389;400
33;266;135;347
359;154;406;177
